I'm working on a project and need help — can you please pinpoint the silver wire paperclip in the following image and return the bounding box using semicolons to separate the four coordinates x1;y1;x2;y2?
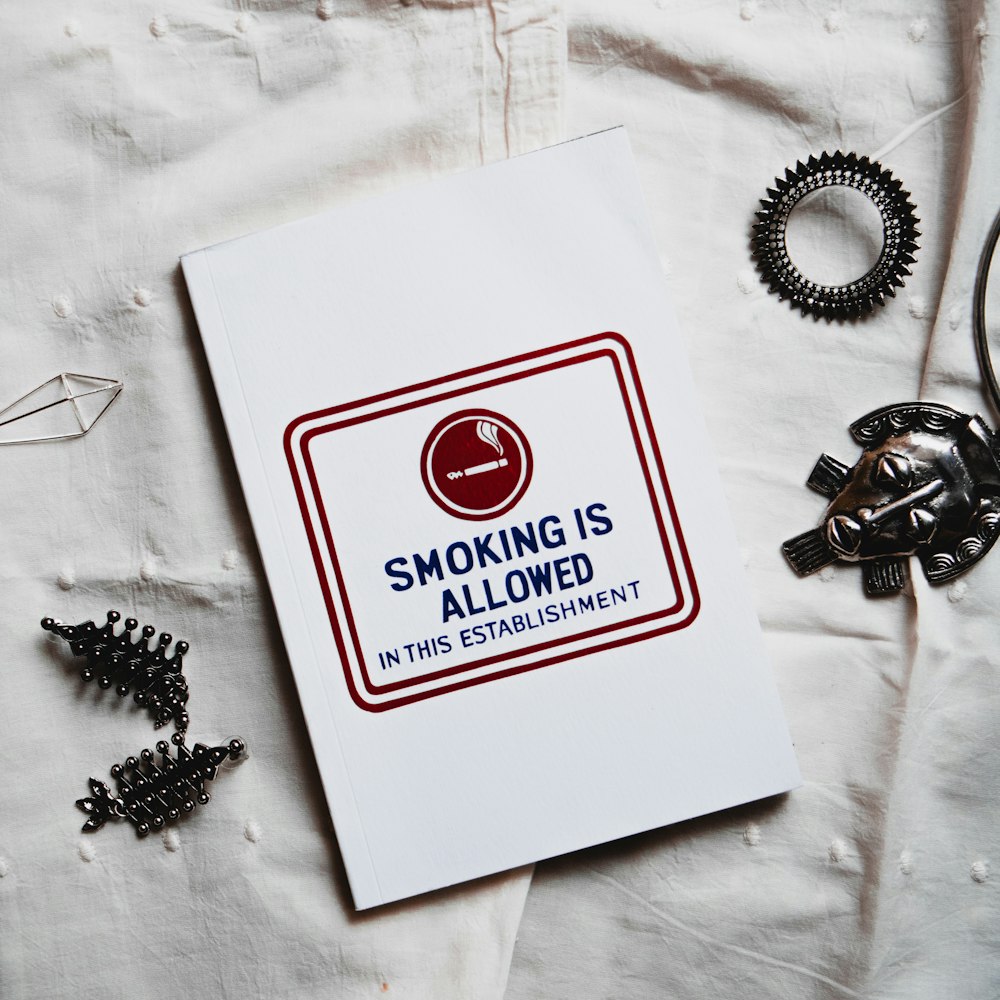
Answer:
0;373;123;444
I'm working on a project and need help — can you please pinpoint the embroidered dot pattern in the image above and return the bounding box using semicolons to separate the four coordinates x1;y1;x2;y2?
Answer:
824;11;844;33
244;818;262;843
739;1;758;22
971;860;989;883
828;838;846;863
947;579;968;603
818;565;836;582
949;303;963;329
975;19;988;39
0;857;9;878
139;558;157;582
57;569;76;591
898;850;914;875
133;287;152;307
743;822;761;846
235;13;252;33
64;20;81;38
736;269;757;294
78;841;97;863
222;549;239;571
908;17;928;42
163;829;181;852
150;15;169;38
317;0;334;20
52;294;74;318
907;296;928;319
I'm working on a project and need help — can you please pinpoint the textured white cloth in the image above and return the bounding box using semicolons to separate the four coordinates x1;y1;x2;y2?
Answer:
1;1;997;998
506;3;1000;999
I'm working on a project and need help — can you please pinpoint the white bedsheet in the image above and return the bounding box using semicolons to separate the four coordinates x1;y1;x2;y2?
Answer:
1;2;996;998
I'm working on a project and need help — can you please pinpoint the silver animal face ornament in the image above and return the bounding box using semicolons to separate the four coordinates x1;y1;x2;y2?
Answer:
783;403;1000;595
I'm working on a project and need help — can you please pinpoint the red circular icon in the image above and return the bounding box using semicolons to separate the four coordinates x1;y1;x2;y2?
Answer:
421;409;533;521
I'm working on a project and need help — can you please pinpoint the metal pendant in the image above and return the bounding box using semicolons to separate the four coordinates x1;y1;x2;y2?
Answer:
43;607;250;838
76;732;247;837
783;402;1000;594
42;611;190;732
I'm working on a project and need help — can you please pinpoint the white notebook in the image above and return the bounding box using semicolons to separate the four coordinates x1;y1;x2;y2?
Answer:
182;128;800;910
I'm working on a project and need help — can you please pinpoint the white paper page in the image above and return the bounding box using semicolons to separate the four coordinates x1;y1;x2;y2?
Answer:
182;128;800;909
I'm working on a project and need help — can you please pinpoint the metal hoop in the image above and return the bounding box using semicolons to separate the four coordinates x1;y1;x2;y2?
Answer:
751;151;920;322
973;208;1000;418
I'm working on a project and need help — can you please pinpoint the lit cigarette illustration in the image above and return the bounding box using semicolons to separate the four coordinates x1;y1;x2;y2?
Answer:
447;421;508;480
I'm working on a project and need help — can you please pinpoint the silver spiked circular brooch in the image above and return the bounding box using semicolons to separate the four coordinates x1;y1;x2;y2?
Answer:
751;151;920;321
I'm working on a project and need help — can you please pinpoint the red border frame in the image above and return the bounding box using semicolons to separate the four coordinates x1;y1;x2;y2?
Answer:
284;333;700;711
303;348;682;696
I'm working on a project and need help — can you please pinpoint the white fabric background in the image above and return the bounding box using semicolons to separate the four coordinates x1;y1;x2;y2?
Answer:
0;2;996;998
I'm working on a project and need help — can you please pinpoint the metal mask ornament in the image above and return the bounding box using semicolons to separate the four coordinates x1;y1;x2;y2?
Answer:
783;404;1000;594
783;208;1000;595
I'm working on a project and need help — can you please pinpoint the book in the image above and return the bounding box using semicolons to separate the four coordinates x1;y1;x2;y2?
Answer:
182;128;800;909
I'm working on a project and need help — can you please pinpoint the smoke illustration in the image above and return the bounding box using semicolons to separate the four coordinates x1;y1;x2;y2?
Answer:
477;421;503;456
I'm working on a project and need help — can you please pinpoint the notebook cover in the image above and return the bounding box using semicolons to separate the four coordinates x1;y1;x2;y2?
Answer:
181;128;800;909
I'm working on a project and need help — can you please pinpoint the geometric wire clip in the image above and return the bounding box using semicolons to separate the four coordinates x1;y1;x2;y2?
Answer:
76;732;247;836
42;611;191;732
751;151;920;321
0;373;122;444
